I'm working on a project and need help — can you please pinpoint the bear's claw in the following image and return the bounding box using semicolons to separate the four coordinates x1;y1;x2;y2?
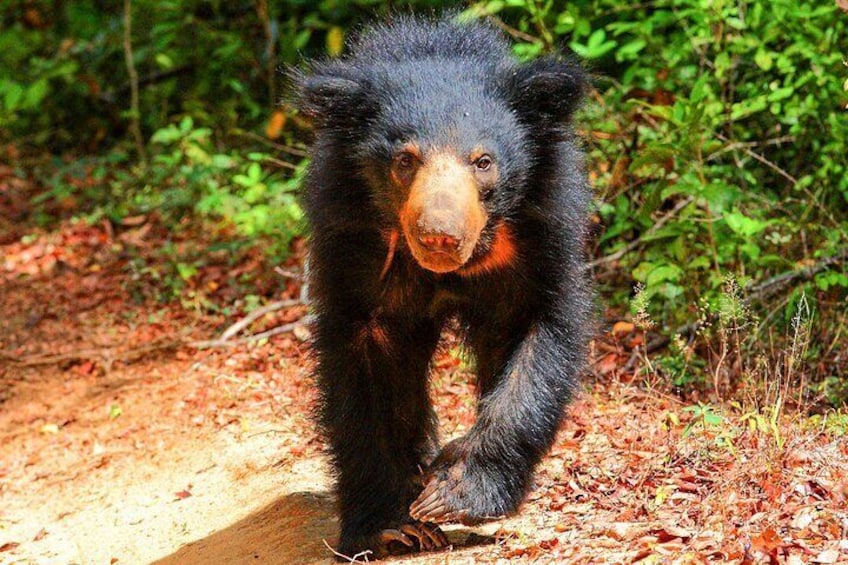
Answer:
377;522;449;554
409;478;466;524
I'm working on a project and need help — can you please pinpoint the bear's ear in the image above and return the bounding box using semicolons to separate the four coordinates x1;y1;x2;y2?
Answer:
504;57;588;123
293;67;373;127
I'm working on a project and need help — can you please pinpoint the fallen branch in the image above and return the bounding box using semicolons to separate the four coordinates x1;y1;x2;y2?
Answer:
1;304;311;366
218;299;302;342
0;338;180;368
746;249;848;301
274;266;304;280
628;249;847;360
190;316;312;349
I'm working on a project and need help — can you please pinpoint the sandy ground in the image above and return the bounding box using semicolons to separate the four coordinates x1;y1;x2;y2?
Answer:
0;246;505;565
3;220;848;565
0;316;521;565
1;353;333;564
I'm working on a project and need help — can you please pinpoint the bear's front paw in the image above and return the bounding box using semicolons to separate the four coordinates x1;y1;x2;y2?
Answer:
335;521;448;561
409;441;519;525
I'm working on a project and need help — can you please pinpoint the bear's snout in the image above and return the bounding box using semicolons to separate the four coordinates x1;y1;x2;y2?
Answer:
400;153;487;273
416;197;466;254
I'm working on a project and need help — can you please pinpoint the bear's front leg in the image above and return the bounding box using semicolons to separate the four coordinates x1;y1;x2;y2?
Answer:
314;309;448;559
410;316;586;524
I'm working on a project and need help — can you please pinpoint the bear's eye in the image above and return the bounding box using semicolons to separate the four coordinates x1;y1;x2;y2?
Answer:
475;155;493;171
396;152;415;169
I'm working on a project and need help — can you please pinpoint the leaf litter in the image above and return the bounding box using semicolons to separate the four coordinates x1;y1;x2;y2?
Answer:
1;216;847;564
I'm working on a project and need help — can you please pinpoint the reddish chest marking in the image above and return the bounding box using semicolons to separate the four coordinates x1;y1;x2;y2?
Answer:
456;223;518;277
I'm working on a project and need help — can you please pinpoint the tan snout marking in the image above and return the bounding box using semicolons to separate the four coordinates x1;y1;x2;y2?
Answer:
400;153;488;273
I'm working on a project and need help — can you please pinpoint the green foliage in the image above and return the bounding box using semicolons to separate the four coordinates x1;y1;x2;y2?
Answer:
148;117;304;256
2;0;846;400
681;403;724;438
475;1;846;284
0;0;451;148
474;0;847;399
804;410;848;437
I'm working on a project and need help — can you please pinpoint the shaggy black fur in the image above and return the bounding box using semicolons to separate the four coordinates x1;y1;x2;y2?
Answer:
296;13;593;559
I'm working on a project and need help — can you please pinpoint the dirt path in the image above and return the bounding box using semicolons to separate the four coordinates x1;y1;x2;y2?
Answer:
0;301;335;564
2;221;848;564
0;221;501;564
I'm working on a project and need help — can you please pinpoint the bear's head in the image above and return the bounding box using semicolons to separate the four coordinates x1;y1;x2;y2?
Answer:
297;20;586;274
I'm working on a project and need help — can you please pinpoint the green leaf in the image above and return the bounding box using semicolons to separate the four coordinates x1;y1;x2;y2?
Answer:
767;86;794;102
615;39;646;62
646;264;683;286
176;263;198;281
23;79;49;109
211;154;236;169
754;49;773;71
247;162;262;181
689;74;710;104
232;174;253;187
155;53;174;69
570;29;617;59
326;26;345;57
724;210;769;237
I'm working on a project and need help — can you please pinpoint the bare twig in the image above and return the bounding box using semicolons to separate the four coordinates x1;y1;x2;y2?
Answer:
706;135;796;161
274;266;304;280
218;299;302;341
99;65;194;103
190;319;310;349
586;196;694;269
486;15;541;44
235;129;308;157
122;0;146;163
322;538;372;563
747;249;848;301
262;156;300;171
715;133;796;184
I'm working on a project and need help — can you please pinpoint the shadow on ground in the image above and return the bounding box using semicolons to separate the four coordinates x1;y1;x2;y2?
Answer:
153;491;338;565
153;490;497;565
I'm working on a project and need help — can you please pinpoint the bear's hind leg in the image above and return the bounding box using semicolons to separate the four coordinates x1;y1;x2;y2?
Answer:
316;312;446;558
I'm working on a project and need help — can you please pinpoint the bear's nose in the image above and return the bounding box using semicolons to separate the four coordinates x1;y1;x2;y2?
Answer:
418;232;461;253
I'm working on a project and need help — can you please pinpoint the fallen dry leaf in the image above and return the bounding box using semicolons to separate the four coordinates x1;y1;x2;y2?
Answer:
813;548;840;564
174;489;192;500
612;321;635;336
751;527;783;553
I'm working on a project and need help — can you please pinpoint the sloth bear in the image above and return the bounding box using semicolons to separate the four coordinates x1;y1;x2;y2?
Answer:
296;13;592;559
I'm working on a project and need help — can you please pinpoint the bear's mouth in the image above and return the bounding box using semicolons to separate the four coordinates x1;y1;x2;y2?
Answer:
403;221;517;276
401;216;482;274
405;242;470;273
